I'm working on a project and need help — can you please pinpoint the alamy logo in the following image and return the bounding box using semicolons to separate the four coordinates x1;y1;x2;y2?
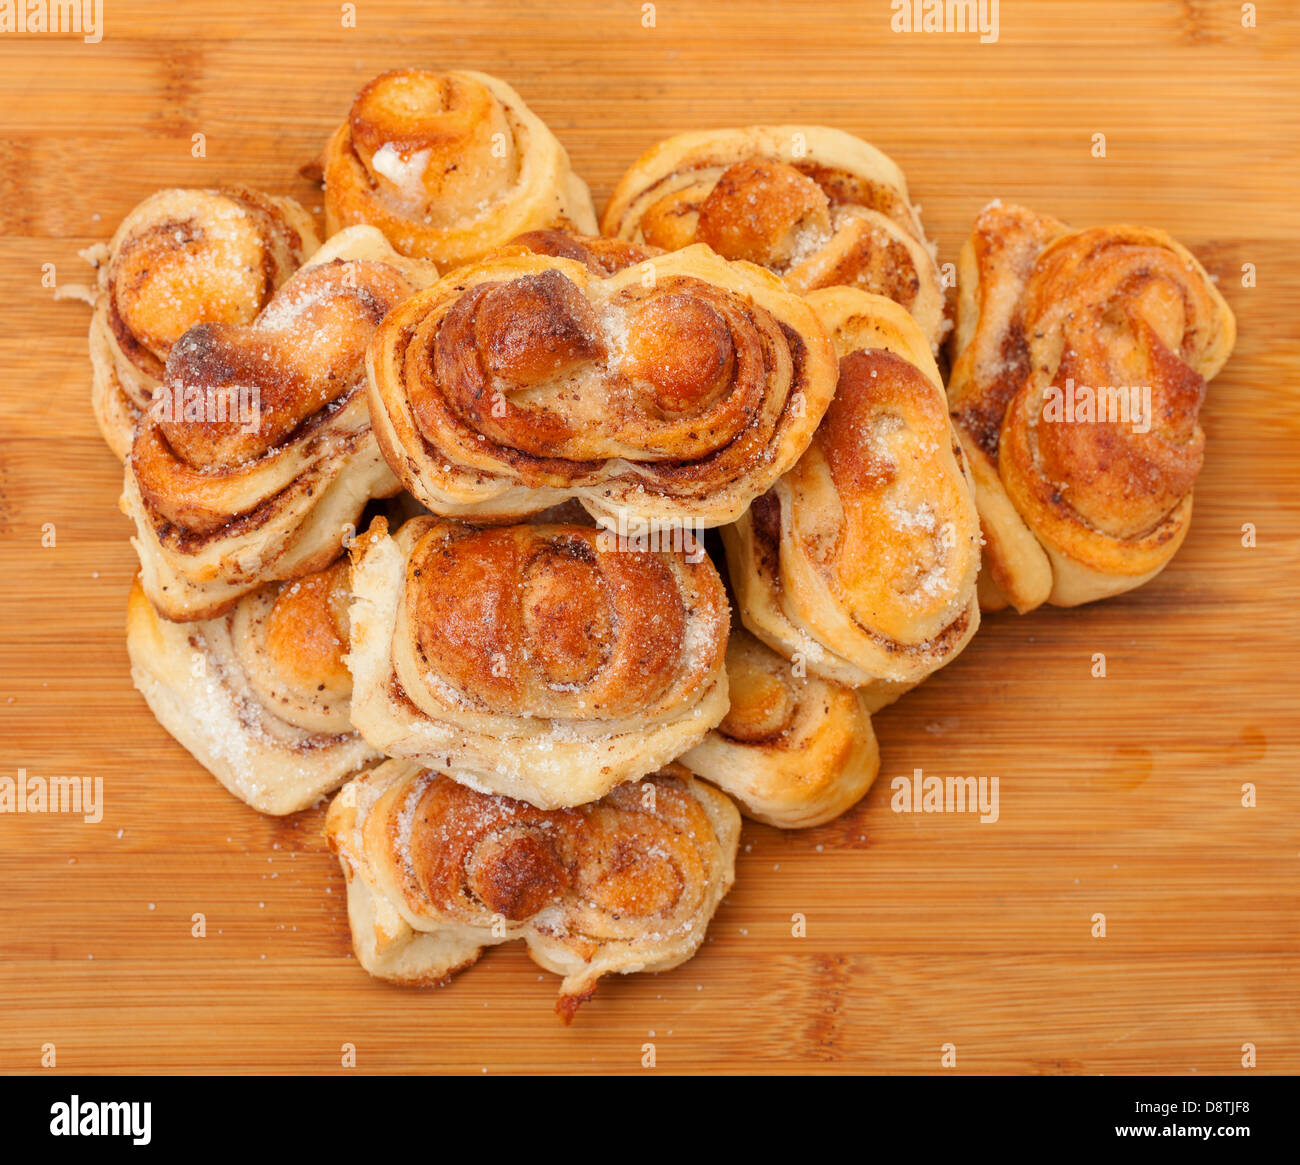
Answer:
891;767;999;823
0;768;103;823
0;0;103;43
148;383;262;436
595;511;706;564
890;0;999;44
1041;378;1153;434
50;1095;151;1145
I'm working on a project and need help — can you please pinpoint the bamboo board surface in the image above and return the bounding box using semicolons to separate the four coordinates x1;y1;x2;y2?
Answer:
1;0;1297;1075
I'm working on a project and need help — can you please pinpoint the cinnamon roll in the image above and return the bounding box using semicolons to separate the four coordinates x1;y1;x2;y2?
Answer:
127;559;379;815
346;515;730;809
947;202;1237;611
321;68;596;267
725;287;980;690
366;244;838;526
601;126;946;348
325;759;740;1020
123;226;438;622
82;186;319;461
680;624;879;829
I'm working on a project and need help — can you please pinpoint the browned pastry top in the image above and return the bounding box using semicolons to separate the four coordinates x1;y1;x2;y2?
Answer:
401;520;728;720
639;156;916;283
716;634;797;744
795;344;973;649
406;268;802;467
262;559;353;698
1012;227;1209;541
387;767;716;949
131;258;417;533
107;187;310;391
346;69;522;219
502;229;660;275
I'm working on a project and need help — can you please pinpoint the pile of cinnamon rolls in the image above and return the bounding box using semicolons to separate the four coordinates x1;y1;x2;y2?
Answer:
73;67;1237;1019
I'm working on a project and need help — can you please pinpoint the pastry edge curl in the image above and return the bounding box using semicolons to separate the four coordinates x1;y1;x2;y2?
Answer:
126;578;379;815
679;628;881;829
124;436;399;622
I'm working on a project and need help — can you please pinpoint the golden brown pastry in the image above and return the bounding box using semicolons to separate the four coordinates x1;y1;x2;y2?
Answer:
80;187;319;461
123;226;438;622
725;287;980;692
601;126;946;348
366;243;838;526
679;624;879;829
947;202;1237;611
127;559;379;815
325;759;740;1020
495;228;660;274
321;68;596;267
346;515;730;809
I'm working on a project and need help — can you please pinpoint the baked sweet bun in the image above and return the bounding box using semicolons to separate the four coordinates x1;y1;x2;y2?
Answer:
601;126;945;349
321;68;596;267
947;202;1237;611
724;286;980;692
325;758;740;1020
496;228;660;274
81;187;319;461
680;624;879;829
366;243;838;526
346;515;729;808
127;559;378;815
123;226;438;622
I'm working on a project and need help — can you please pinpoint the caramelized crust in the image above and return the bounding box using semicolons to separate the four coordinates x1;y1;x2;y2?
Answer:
724;286;980;688
811;347;976;645
500;229;660;274
138;260;416;489
326;759;740;1020
260;559;353;698
406;522;697;719
346;516;730;808
695;158;831;267
366;245;838;526
83;187;319;461
321;68;596;266
947;203;1237;610
601;126;946;348
123;227;438;621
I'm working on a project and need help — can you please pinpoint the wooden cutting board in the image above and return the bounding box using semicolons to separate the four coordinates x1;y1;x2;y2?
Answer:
1;0;1296;1075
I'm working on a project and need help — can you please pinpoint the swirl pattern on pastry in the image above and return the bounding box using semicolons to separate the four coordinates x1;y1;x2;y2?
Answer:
127;559;379;815
601;126;946;348
947;202;1237;610
680;624;879;829
496;228;660;274
83;186;319;461
123;226;438;621
346;515;730;808
321;68;597;267
725;287;980;689
366;244;838;526
325;759;740;1020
